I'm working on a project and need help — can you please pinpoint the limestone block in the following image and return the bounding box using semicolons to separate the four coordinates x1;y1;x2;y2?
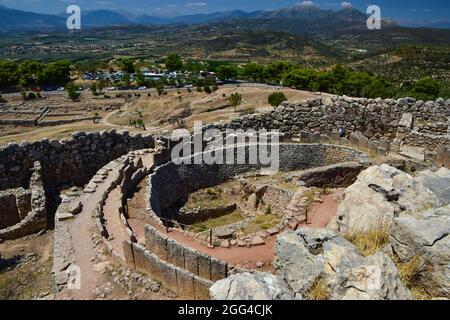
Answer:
197;253;212;280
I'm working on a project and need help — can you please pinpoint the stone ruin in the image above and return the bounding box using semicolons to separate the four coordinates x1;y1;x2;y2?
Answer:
0;161;46;241
0;95;448;300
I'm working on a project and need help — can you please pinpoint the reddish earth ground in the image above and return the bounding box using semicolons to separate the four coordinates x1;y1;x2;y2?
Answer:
124;182;342;272
302;189;344;229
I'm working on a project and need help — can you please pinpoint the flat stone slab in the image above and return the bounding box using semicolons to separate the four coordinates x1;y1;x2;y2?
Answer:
56;212;75;221
267;228;279;236
250;236;265;246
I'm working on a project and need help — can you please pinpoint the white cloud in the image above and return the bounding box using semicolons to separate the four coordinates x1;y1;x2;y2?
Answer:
340;2;352;9
185;2;207;8
299;1;316;7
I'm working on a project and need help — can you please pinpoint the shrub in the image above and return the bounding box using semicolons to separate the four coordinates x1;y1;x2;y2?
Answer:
229;92;242;112
27;92;36;100
411;78;440;101
268;92;287;107
203;85;212;94
156;84;164;96
0;93;5;103
197;86;203;93
65;82;79;101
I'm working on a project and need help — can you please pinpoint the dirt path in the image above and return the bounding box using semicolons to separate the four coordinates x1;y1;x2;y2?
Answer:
102;187;128;259
65;165;122;300
304;189;343;228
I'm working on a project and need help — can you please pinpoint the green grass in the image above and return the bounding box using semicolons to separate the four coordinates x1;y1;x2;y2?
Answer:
240;213;282;235
190;211;244;233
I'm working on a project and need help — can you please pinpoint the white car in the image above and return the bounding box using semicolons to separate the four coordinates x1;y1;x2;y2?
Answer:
138;86;147;90
184;84;193;89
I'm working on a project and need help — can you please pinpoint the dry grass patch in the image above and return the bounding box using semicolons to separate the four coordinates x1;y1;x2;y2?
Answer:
344;228;390;257
392;256;432;300
306;278;329;300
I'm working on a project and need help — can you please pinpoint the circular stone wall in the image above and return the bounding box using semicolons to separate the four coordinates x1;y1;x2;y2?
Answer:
148;143;369;219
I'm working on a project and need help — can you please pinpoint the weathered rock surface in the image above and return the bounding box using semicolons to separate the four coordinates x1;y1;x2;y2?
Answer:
417;168;450;205
390;207;450;298
274;229;332;294
336;164;439;233
210;272;294;300
273;228;412;300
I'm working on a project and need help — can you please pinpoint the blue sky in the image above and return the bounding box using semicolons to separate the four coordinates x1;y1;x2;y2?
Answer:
0;0;448;24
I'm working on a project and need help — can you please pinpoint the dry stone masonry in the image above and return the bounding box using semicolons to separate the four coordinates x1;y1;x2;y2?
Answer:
209;96;449;167
0;161;47;240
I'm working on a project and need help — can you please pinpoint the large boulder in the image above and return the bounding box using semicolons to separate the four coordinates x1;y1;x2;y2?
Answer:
336;164;439;233
390;207;450;298
325;248;412;300
209;272;294;300
416;168;450;205
274;228;412;300
274;228;335;295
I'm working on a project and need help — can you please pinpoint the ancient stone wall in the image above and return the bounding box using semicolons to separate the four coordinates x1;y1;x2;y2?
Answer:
148;143;368;219
0;161;47;240
0;130;155;191
123;241;212;299
0;188;31;229
178;204;237;225
208;96;449;164
144;225;228;281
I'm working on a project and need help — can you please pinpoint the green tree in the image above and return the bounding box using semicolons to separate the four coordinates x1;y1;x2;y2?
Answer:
229;92;242;112
97;79;105;94
18;61;44;88
412;78;440;100
42;61;71;86
135;71;145;86
165;53;183;71
156;83;164;95
122;74;131;88
65;82;79;101
217;65;238;81
120;58;135;74
268;92;287;107
0;61;19;88
90;82;98;95
361;78;395;99
242;63;265;82
282;69;317;90
265;61;292;84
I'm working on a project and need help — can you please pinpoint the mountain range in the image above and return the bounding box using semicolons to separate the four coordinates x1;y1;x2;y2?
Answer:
0;4;404;31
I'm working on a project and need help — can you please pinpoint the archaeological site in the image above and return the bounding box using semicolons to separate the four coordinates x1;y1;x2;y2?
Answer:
1;94;449;301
